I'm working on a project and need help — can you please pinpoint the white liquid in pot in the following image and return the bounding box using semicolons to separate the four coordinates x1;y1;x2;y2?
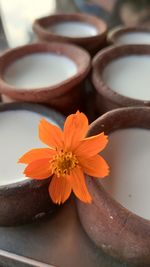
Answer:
0;110;58;185
116;32;150;45
4;53;77;89
49;21;98;37
101;128;150;220
103;55;150;101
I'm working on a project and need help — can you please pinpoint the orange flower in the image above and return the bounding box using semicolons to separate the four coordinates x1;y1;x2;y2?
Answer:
18;111;109;204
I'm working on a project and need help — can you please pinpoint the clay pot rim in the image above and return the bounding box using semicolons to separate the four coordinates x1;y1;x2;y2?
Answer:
88;106;150;223
108;25;150;45
33;13;107;42
92;44;150;106
0;102;65;192
0;42;91;99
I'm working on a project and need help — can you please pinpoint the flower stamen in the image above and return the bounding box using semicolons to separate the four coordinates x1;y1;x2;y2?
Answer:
51;150;78;177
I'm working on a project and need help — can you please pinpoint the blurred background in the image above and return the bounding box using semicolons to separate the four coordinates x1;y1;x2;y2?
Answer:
0;0;150;50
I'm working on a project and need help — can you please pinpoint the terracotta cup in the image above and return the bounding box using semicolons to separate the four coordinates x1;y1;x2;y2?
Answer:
0;102;64;226
0;42;91;116
77;107;150;266
107;26;150;46
92;44;150;115
33;13;107;55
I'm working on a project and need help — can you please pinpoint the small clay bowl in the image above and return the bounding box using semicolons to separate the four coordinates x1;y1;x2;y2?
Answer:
0;42;91;116
33;13;107;55
0;102;64;226
77;107;150;266
108;26;150;46
92;44;150;115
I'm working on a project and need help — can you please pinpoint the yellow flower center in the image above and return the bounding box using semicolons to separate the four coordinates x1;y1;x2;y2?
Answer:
51;150;78;177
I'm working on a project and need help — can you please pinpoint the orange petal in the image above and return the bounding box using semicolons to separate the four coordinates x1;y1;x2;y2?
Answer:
18;148;55;164
70;167;92;203
39;118;64;149
80;154;109;178
64;111;89;150
24;158;52;179
75;132;108;158
49;175;71;204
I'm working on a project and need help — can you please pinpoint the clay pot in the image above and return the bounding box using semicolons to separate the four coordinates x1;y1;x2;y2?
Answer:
77;107;150;266
108;26;150;45
33;13;107;55
0;102;64;226
92;44;150;115
0;42;91;116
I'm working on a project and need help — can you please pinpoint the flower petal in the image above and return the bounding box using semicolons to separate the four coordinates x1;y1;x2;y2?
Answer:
64;111;89;150
75;132;108;158
39;118;63;149
49;175;71;204
80;154;109;178
18;148;55;164
70;167;92;203
24;158;52;179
